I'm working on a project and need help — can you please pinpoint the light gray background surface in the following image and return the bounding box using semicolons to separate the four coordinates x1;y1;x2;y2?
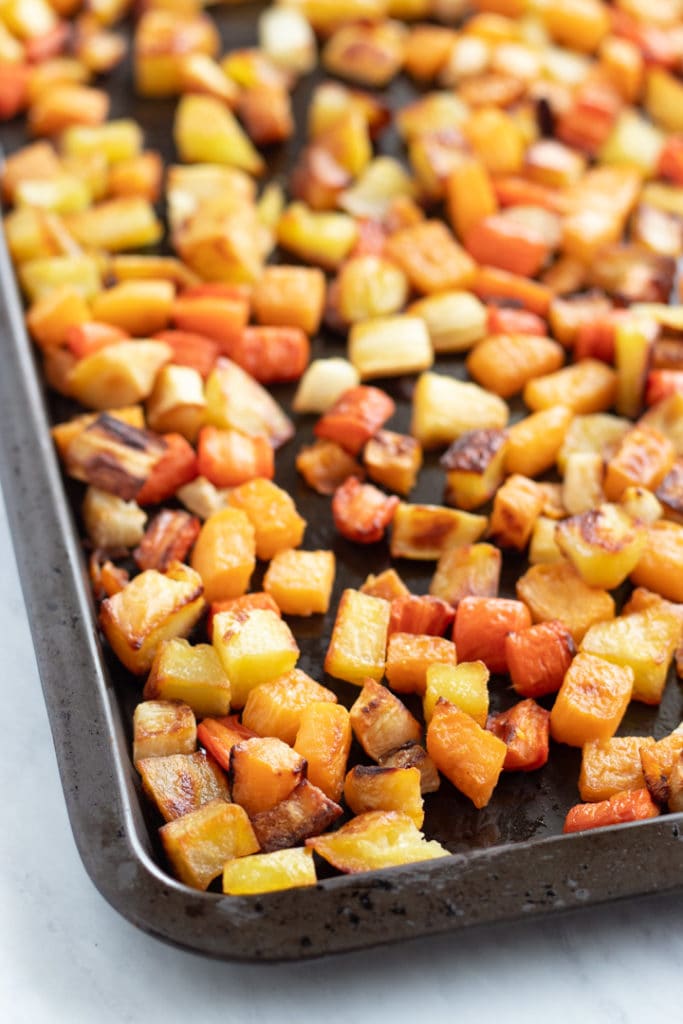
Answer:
1;483;681;1024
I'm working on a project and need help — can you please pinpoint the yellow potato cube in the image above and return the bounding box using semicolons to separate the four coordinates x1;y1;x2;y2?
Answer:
132;700;197;763
555;503;647;590
138;751;230;823
581;608;680;705
222;847;317;896
263;548;335;616
411;370;509;449
408;290;487;354
390;503;488;560
441;428;508;511
307;810;449;873
160;799;259;891
212;608;300;709
325;589;390;685
423;661;489;726
349;315;433;380
344;765;424;827
99;562;205;675
349;679;422;761
143;638;231;718
68;340;172;411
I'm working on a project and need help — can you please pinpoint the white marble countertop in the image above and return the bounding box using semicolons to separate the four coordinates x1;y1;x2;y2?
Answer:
1;482;681;1024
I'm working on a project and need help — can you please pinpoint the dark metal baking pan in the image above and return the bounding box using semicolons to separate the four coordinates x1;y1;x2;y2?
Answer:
1;1;682;962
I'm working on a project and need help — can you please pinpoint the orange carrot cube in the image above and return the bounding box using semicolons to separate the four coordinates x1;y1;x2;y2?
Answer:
197;426;274;489
314;385;395;455
331;476;399;544
294;702;352;802
505;620;576;698
487;698;550;772
563;788;659;834
454;596;532;675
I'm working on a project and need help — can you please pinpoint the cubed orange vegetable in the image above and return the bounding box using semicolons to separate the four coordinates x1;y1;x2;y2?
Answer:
230;736;306;817
505;620;576;698
314;385;395;455
227;477;306;561
454;596;531;675
603;425;675;501
294;702;352;803
190;507;256;603
196;715;259;772
563;788;659;834
135;433;198;506
465;215;550;278
487;698;550;772
197;426;274;489
426;698;507;809
231;326;310;384
263;548;335;616
384;220;476;295
332;476;399;544
472;266;552;317
388;595;454;638
242;669;337;745
153;330;219;379
466;334;564;399
172;293;250;358
550;652;634;747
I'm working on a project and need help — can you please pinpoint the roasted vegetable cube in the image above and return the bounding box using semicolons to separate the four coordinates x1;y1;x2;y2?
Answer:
222;847;317;896
427;699;507;809
212;607;299;709
488;474;544;550
390;503;487;560
294;702;352;803
579;736;655;803
429;542;502;605
550;652;633;747
160;799;259;891
640;727;683;806
631;520;683;603
227;478;306;561
555;504;647;590
190;507;256;604
263;548;335;617
144;638;231;718
306;810;448;873
505;620;575;699
580;608;680;705
424;661;489;727
133;700;197;763
378;742;440;794
411;370;508;450
324;589;390;685
487;699;550;773
604;425;676;501
441;429;507;511
100;562;205;675
230;737;306;817
242;669;337;745
454;596;531;675
344;765;424;827
138;751;230;823
363;430;423;496
350;679;422;761
516;561;615;645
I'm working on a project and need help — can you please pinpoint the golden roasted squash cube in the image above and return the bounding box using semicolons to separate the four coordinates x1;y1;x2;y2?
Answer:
385;220;476;295
423;661;489;727
212;607;299;709
555;503;646;590
363;430;423;496
143;638;231;718
250;779;342;853
344;765;424;827
550;653;633;747
441;428;508;511
242;669;337;745
640;727;683;806
160;799;259;891
349;679;422;761
505;406;574;478
385;633;456;696
138;751;230;822
390;503;488;560
227;478;306;561
190;507;256;604
324;589;390;685
252;264;325;335
222;847;316;896
426;699;507;809
230;736;306;817
516;560;615;645
631;521;683;603
467;334;565;400
294;702;352;802
579;736;655;803
263;548;335;616
90;281;175;336
306;810;448;873
639;393;683;457
581;607;680;705
411;370;509;449
523;359;617;415
489;474;545;550
133;700;197;763
100;562;205;675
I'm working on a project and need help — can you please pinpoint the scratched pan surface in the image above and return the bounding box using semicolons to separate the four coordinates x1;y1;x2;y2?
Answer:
0;0;682;962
